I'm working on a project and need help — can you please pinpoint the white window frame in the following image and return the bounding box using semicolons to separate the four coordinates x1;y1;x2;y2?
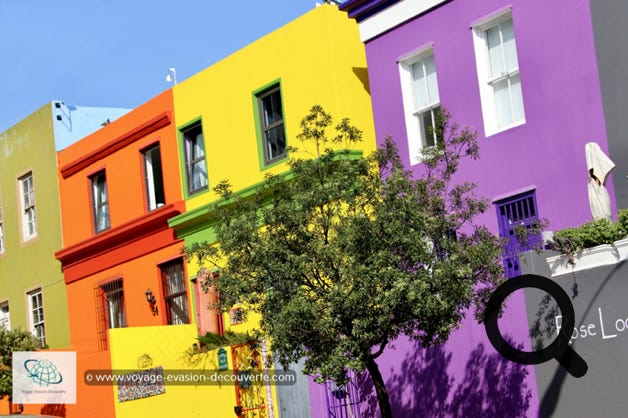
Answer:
27;289;46;347
19;173;37;241
472;10;525;137
0;301;9;330
0;204;5;254
399;46;441;165
142;144;166;211
102;279;126;329
91;171;110;233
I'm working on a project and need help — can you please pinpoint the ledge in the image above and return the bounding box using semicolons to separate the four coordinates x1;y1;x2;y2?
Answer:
56;201;185;282
60;111;172;179
546;238;628;277
169;149;365;239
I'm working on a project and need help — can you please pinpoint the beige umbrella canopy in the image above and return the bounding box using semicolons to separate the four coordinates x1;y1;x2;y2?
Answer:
585;142;615;220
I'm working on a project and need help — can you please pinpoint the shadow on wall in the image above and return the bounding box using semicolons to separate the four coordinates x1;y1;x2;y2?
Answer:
357;338;532;418
352;67;370;95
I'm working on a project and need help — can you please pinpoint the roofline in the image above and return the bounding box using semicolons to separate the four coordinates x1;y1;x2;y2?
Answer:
339;0;402;22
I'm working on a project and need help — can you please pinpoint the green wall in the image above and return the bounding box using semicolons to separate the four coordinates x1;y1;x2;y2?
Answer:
0;102;71;348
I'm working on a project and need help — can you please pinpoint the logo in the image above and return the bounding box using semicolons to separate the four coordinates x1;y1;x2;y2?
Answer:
484;274;588;378
13;351;76;404
24;358;63;386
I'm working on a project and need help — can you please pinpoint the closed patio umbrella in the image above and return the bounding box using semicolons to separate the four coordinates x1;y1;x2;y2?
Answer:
585;142;615;220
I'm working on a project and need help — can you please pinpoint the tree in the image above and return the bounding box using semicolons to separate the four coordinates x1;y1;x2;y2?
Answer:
185;105;505;418
0;327;41;400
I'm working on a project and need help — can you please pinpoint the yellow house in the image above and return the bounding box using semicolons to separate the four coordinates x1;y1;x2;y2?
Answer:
172;3;375;210
163;4;376;418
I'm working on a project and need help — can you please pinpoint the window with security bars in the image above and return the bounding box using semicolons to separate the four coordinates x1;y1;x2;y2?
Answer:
495;191;541;278
28;289;45;347
160;259;190;325
19;173;37;241
325;371;364;418
95;279;126;351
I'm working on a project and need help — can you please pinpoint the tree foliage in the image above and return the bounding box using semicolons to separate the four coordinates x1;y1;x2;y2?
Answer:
0;327;41;399
185;105;505;417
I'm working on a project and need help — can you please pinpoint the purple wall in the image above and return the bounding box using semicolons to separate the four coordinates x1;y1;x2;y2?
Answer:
309;0;614;417
365;0;614;233
309;293;536;418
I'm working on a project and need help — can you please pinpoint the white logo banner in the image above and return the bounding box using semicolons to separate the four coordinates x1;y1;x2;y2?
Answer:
12;351;76;404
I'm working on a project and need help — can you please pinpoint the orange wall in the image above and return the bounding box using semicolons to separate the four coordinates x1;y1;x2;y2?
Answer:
57;90;181;247
54;89;191;418
66;243;191;351
64;243;192;418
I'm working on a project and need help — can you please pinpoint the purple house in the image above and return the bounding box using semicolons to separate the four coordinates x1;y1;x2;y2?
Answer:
307;0;628;417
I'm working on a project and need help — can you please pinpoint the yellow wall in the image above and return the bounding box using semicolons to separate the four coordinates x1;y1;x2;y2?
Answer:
172;4;376;211
109;325;236;418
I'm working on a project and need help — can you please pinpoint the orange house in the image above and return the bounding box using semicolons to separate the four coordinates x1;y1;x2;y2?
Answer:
54;90;190;418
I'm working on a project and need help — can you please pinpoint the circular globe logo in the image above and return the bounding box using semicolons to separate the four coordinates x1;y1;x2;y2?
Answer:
24;359;63;386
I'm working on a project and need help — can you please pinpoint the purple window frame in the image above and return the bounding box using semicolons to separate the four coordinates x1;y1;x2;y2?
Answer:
495;190;542;278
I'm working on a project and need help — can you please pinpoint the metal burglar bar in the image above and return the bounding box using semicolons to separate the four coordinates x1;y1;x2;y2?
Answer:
160;259;190;325
94;286;108;351
495;191;541;278
325;371;363;418
103;279;126;328
96;279;126;351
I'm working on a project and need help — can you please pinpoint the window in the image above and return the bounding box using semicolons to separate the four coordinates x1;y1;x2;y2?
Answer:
102;279;126;329
19;173;37;241
399;49;442;164
495;190;541;278
143;144;166;210
257;85;286;165
28;289;45;347
325;371;363;418
160;259;190;325
0;302;9;330
182;123;208;195
0;205;4;253
473;12;525;136
229;307;244;325
95;279;126;351
91;171;110;233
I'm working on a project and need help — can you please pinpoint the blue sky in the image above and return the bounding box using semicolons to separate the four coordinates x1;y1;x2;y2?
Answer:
0;0;318;133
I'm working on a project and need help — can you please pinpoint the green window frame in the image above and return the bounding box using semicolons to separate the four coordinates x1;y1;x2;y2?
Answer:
181;122;208;195
255;83;287;167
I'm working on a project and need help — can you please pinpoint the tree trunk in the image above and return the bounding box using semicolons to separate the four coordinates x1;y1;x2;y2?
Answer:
366;358;393;418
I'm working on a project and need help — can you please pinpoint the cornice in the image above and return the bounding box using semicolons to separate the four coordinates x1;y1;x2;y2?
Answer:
169;149;365;239
55;201;184;271
60;111;172;179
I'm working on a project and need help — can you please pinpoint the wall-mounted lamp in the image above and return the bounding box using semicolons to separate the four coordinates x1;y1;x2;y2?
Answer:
233;405;243;417
145;289;158;316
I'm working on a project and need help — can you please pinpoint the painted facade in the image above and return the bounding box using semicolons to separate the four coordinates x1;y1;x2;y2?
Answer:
0;102;129;415
313;0;625;417
54;90;194;418
168;4;376;418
